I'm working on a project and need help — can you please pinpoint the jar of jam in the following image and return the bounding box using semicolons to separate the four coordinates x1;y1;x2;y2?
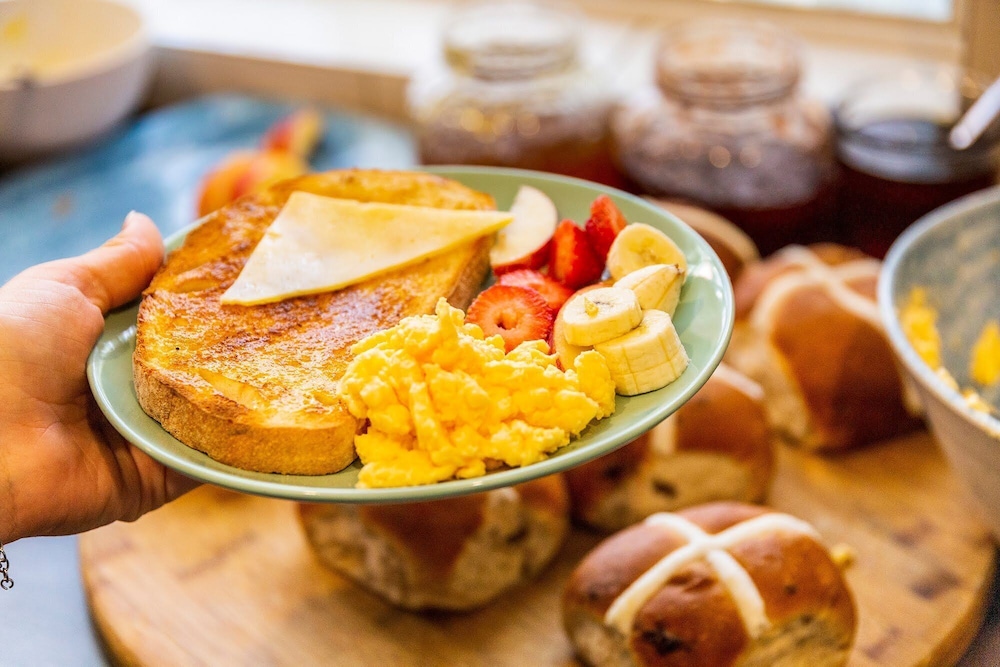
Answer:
612;20;837;255
835;65;1000;258
408;0;620;186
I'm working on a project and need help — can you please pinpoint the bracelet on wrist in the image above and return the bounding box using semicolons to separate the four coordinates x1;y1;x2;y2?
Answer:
0;539;13;590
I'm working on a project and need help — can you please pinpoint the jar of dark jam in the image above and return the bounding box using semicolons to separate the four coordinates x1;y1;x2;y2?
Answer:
612;20;837;255
408;0;621;187
835;66;1000;258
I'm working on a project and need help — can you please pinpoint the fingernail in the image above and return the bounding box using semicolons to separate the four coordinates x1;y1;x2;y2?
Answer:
122;210;141;231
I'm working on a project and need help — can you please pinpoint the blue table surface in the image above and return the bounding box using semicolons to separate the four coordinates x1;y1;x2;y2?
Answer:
0;93;416;666
1;94;998;667
0;93;415;284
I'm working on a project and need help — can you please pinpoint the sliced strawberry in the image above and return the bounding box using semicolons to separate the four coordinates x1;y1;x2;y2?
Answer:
466;284;554;353
498;269;574;312
549;219;604;289
585;194;628;260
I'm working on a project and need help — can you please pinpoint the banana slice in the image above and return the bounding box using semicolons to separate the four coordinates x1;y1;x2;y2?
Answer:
550;325;590;370
594;309;689;396
561;286;643;347
606;223;688;281
614;263;687;315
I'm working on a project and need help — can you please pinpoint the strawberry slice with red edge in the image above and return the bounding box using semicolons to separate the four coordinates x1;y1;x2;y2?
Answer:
585;194;628;260
549;219;604;289
466;284;555;353
498;269;575;312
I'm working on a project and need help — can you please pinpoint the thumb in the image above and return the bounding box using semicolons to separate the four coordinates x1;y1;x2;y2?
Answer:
67;212;165;313
165;469;202;501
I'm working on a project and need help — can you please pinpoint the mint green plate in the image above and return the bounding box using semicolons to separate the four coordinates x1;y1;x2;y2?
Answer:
87;166;734;503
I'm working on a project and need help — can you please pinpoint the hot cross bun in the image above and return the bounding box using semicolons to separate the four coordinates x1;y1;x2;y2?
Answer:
566;364;774;532
299;474;569;611
726;243;922;451
649;199;760;282
563;502;856;667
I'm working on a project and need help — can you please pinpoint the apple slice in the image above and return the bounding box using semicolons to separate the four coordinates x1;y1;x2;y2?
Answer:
550;309;588;371
490;185;558;275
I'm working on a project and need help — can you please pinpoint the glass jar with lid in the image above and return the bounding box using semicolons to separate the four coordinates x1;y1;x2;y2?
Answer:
613;20;837;255
835;65;1000;258
408;0;620;186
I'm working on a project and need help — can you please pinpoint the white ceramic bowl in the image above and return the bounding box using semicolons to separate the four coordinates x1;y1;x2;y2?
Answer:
879;186;1000;540
0;0;151;164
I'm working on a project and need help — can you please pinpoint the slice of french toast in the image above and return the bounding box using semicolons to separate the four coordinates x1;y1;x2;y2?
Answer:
133;169;495;475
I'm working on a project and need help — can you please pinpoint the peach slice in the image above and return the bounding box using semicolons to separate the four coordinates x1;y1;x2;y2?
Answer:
491;185;558;275
261;108;324;158
197;150;308;217
197;151;254;217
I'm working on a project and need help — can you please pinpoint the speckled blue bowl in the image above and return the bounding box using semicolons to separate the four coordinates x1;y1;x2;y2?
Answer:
879;186;1000;539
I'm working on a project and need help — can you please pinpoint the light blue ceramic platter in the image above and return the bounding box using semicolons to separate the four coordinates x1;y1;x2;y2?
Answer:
88;166;734;503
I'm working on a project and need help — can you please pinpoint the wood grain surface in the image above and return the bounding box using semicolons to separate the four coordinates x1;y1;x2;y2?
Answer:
80;431;996;667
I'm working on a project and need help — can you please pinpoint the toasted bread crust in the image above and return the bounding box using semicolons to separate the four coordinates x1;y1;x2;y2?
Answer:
134;170;495;474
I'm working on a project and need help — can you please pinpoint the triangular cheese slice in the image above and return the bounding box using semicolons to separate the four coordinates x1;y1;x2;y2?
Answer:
221;191;513;305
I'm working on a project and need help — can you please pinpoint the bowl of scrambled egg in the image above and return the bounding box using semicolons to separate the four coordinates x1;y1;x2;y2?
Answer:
879;186;1000;539
0;0;151;164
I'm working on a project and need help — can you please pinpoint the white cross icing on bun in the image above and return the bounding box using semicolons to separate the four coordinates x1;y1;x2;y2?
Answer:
604;511;822;637
749;245;883;335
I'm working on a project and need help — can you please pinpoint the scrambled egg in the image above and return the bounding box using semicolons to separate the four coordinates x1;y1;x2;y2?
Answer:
337;298;617;488
900;288;942;369
901;288;999;416
970;321;1000;387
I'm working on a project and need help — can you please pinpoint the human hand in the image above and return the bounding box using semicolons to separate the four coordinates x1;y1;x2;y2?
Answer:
0;212;199;544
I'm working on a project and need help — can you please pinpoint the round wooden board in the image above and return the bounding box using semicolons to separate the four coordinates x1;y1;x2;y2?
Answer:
80;431;996;667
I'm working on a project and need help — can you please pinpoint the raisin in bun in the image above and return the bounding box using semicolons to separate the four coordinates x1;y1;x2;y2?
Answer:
566;363;774;532
648;199;760;282
726;243;922;452
563;502;857;667
298;474;569;611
